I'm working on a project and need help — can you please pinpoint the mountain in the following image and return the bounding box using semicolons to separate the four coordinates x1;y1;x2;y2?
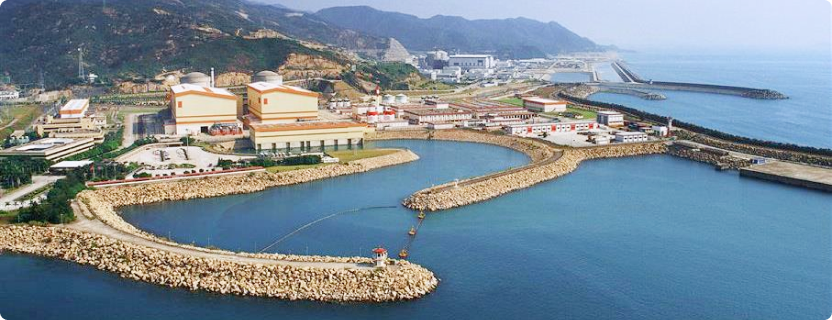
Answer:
315;6;603;59
0;0;413;89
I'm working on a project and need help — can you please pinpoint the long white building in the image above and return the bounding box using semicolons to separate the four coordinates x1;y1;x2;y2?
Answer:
448;55;495;71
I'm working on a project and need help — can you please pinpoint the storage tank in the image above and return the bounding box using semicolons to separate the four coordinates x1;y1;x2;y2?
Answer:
180;72;211;87
253;71;283;84
395;94;408;104
382;94;395;104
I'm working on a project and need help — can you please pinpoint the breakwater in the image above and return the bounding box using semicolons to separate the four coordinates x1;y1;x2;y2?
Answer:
591;84;667;100
0;226;437;302
2;149;440;302
404;143;667;211
667;144;750;170
610;61;788;100
367;129;666;212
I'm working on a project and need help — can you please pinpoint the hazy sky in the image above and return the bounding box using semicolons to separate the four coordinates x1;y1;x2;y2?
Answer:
269;0;832;52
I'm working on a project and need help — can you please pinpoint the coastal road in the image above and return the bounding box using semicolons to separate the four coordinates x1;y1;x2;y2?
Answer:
67;201;374;270
0;176;64;211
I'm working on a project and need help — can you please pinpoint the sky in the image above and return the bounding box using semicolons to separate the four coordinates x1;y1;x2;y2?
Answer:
265;0;832;52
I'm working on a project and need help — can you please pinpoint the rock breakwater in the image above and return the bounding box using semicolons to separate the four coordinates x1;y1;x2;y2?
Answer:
402;138;667;211
2;149;439;302
0;226;437;302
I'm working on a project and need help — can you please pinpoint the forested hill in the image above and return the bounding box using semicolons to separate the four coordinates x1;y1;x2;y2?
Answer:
315;6;604;59
0;0;397;88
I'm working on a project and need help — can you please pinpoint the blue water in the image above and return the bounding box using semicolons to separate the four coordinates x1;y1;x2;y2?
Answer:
547;72;592;83
590;51;832;148
1;140;830;320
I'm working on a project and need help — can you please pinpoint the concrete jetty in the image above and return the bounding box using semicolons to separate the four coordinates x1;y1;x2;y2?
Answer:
740;161;832;192
608;61;788;100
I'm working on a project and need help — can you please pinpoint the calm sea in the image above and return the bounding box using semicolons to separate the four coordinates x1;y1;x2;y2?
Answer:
590;51;832;149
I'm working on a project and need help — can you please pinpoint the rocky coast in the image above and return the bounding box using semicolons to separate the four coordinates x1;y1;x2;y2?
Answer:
1;149;439;302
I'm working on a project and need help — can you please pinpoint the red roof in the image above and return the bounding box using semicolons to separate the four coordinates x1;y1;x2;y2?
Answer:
373;247;387;254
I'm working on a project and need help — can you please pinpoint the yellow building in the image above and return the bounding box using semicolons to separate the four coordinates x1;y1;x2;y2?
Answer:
33;115;105;142
249;121;369;152
246;82;319;124
170;84;239;135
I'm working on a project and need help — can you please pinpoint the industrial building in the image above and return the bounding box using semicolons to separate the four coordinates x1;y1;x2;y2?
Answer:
614;131;649;143
403;108;473;124
451;101;535;122
0;138;95;161
33;115;106;141
448;54;495;70
0;90;19;100
246;81;319;124
522;97;567;113
597;111;625;127
504;120;598;136
249;121;368;152
59;99;90;118
169;84;240;135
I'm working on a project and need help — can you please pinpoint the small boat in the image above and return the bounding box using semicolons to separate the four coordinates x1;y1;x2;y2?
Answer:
408;226;417;236
417;211;426;220
398;249;409;259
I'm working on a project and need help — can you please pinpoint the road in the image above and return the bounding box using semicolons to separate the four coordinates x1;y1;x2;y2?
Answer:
66;200;373;270
0;175;64;211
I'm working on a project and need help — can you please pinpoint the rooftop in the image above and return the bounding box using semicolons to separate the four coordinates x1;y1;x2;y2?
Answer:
404;108;472;116
598;111;623;115
247;81;318;97
51;160;94;169
61;99;89;111
522;97;565;104
170;84;235;98
249;121;366;132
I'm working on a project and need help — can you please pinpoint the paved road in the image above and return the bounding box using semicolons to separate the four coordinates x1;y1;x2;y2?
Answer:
0;176;64;211
67;201;373;270
122;113;137;148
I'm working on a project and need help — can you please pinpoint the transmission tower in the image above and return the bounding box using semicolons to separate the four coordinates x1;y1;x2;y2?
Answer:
78;47;85;80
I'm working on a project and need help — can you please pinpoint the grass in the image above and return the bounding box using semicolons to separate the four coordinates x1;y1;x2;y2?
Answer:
264;148;398;173
499;97;524;107
328;149;398;163
0;104;41;140
545;106;598;120
266;163;330;173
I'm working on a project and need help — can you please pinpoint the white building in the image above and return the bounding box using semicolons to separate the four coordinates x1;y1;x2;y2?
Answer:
436;67;462;83
504;120;598;136
59;99;90;118
614;131;649;143
0;90;20;100
448;54;495;70
522;97;567;113
403;108;472;124
597;111;625;127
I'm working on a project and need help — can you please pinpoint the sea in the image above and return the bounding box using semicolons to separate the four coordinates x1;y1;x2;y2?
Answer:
0;52;830;320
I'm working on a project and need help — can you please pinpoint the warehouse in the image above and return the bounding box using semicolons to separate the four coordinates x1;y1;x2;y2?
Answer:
504;120;598;136
597;111;625;127
33;115;106;142
249;121;369;152
448;54;495;70
59;99;90;118
246;81;319;124
169;84;240;135
403;108;473;124
614;131;649;143
522;97;567;113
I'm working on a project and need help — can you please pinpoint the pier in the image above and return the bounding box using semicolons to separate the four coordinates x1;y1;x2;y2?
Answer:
607;61;788;100
740;161;832;193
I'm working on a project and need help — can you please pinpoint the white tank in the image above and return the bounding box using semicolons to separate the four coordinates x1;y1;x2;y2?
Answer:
382;94;395;104
395;94;408;104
